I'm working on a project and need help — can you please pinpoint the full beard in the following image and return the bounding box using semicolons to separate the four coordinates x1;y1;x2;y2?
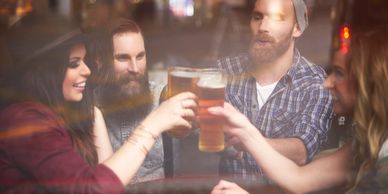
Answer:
116;73;150;101
97;73;153;114
248;31;293;67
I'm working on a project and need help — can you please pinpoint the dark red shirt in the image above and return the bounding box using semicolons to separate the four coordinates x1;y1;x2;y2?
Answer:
0;102;124;193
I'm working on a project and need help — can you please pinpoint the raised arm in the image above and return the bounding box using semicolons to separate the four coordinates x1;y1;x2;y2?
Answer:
93;107;113;163
103;92;197;185
208;103;351;193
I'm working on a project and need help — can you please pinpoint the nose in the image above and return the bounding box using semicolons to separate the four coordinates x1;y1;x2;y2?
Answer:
127;59;140;74
251;18;270;35
256;17;270;33
80;61;91;77
323;74;335;89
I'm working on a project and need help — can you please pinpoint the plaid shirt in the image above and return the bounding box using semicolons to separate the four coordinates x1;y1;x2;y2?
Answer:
217;50;333;179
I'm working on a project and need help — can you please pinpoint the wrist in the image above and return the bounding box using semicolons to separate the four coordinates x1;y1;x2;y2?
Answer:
141;118;163;136
241;125;264;149
239;124;259;141
138;124;158;140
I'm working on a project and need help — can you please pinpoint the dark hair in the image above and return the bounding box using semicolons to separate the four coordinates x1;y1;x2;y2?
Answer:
4;15;98;166
24;45;98;166
87;18;151;110
88;18;143;86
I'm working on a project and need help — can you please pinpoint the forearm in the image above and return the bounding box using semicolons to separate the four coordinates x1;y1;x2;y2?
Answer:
102;92;196;185
103;125;158;185
266;138;307;165
94;107;113;163
95;134;114;163
241;129;303;191
243;129;350;193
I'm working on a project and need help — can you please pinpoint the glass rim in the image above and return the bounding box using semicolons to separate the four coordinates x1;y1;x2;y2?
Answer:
167;66;199;71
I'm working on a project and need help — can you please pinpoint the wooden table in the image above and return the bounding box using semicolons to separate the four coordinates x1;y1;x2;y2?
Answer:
124;176;283;194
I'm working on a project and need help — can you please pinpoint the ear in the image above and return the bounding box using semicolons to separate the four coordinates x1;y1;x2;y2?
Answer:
292;23;303;38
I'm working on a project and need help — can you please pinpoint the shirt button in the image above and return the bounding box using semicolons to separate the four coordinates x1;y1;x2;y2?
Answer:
253;105;257;109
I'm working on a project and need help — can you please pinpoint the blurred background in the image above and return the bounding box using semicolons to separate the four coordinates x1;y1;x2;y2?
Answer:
0;0;335;80
2;0;388;178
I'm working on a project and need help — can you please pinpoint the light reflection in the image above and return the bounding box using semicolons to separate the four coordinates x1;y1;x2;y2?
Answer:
169;0;194;17
268;1;285;21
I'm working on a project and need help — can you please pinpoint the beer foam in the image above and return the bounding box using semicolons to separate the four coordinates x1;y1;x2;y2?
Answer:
197;74;226;88
170;70;198;78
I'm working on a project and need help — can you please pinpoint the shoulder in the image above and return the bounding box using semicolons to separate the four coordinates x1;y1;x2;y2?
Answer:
216;53;250;74
295;56;327;81
379;139;388;159
348;141;388;194
0;102;59;123
94;106;104;120
349;154;388;194
292;49;327;81
289;56;329;95
376;151;388;180
0;102;64;138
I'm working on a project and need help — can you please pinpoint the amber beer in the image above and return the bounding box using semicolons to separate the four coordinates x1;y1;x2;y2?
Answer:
167;67;199;97
197;70;226;152
167;67;199;138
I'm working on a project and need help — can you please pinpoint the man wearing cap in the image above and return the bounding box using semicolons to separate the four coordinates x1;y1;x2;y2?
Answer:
217;0;332;179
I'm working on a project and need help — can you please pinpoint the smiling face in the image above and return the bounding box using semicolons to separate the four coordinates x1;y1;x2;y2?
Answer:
62;43;91;102
324;51;356;115
249;0;302;65
112;32;147;97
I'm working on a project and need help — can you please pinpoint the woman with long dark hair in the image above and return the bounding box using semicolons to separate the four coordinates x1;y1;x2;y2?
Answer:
0;15;197;193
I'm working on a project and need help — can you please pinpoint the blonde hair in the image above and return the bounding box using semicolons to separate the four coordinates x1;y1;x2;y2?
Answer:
349;27;388;187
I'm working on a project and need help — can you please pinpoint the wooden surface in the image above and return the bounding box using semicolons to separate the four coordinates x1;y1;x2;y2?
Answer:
124;176;282;194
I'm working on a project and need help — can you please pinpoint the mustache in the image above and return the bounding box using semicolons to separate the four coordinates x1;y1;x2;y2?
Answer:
252;33;276;43
117;73;144;85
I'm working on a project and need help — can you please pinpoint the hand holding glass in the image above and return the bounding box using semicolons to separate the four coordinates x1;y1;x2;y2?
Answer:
166;66;199;138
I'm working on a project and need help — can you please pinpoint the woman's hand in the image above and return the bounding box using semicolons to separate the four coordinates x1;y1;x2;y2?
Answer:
211;180;249;194
142;92;198;135
207;102;260;148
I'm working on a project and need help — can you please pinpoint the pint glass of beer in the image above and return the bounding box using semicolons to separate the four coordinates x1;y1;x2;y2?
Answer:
197;69;226;152
166;66;199;138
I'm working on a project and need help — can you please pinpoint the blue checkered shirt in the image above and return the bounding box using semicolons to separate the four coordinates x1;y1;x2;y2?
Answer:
217;50;333;180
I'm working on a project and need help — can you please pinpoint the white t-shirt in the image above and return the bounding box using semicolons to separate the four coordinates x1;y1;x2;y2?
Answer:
256;81;278;110
378;139;388;159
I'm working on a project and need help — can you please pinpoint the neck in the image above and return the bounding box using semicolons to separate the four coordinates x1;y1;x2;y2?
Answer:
252;43;295;86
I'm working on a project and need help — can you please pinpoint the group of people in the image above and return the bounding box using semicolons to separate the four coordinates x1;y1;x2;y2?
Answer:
0;11;198;193
0;0;387;193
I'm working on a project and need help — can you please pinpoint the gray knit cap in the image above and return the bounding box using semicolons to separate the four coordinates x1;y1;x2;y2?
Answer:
291;0;309;33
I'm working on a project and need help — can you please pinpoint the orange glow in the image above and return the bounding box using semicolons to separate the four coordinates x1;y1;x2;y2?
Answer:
343;27;350;39
339;25;351;54
15;0;32;16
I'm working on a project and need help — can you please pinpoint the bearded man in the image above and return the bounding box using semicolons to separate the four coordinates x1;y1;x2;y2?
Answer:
90;18;165;183
216;0;333;180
